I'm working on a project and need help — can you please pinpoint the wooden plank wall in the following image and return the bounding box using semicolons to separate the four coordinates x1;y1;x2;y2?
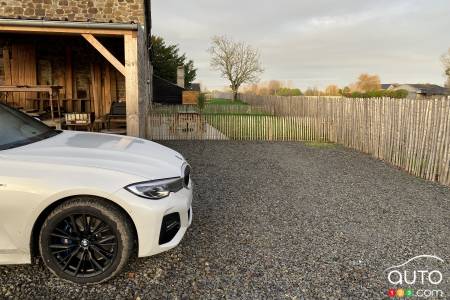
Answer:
182;91;200;105
0;39;124;115
8;44;37;108
90;61;123;117
90;62;102;117
64;47;73;112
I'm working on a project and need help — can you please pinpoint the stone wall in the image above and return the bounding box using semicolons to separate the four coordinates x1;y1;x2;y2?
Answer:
0;0;146;24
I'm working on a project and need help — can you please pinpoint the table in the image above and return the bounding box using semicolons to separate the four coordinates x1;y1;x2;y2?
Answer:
26;98;91;113
0;85;63;128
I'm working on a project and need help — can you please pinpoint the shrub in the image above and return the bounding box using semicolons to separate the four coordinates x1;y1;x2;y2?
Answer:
277;88;303;96
343;89;409;99
387;89;409;98
197;93;206;111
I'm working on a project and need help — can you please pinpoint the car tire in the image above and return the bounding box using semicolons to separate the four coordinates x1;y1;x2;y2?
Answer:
38;197;134;284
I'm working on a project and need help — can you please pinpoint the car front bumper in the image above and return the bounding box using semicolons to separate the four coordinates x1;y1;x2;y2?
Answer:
113;183;193;258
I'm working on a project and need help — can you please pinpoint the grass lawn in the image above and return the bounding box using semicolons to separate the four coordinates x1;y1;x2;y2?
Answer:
207;98;248;105
152;100;272;116
206;115;319;141
202;99;271;116
202;109;272;116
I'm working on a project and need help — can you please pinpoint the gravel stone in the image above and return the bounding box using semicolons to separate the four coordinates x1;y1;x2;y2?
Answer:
0;141;449;299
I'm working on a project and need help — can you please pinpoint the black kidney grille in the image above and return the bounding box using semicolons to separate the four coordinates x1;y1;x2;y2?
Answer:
184;165;191;187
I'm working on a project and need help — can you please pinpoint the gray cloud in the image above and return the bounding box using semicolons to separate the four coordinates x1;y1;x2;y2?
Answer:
152;0;450;90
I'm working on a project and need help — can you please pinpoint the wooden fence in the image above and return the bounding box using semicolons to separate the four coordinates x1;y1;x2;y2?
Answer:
151;104;273;115
147;96;450;186
241;94;344;116
328;97;450;186
147;113;331;141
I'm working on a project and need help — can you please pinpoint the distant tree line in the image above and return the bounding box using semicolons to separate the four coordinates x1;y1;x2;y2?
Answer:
242;74;408;98
243;80;302;96
338;74;408;98
210;40;449;99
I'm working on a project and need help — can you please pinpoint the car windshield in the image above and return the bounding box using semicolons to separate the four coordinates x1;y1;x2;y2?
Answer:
0;103;60;150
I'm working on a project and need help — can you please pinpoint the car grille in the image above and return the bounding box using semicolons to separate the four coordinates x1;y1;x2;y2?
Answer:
159;213;181;244
183;165;191;187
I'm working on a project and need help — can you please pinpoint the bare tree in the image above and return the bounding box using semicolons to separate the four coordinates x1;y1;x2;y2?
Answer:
268;80;282;95
442;49;450;88
209;36;264;101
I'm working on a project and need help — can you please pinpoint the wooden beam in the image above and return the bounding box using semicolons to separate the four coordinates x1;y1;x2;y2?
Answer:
82;33;125;76
2;47;11;85
0;86;55;93
0;25;133;36
90;62;102;118
65;47;73;112
124;33;139;137
103;63;112;114
110;67;117;101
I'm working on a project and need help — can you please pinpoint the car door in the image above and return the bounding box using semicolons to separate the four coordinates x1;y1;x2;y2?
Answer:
0;155;22;252
0;154;43;260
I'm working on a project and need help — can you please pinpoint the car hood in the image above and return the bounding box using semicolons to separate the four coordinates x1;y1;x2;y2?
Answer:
1;131;185;180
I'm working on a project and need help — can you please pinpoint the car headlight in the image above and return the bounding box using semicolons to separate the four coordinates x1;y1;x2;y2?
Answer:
125;177;184;200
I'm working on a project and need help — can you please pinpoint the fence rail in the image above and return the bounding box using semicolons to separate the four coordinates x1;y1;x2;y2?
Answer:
151;104;273;115
147;96;450;186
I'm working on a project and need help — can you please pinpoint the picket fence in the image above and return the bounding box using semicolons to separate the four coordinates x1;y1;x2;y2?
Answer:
147;96;450;186
151;103;273;115
147;113;331;141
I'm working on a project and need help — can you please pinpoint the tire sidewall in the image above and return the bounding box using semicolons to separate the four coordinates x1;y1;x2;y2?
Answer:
39;200;131;284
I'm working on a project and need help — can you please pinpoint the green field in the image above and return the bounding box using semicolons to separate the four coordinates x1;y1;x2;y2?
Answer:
202;99;271;116
207;98;248;105
205;115;321;141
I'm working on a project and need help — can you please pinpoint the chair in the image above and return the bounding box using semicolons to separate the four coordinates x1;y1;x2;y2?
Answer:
105;101;127;129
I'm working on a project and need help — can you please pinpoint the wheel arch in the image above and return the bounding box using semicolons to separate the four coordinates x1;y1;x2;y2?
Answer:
30;195;139;260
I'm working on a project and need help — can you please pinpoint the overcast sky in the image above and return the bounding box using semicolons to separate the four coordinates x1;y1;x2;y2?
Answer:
152;0;450;90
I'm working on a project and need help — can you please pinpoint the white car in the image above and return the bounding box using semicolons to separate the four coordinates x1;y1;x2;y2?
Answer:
0;103;193;284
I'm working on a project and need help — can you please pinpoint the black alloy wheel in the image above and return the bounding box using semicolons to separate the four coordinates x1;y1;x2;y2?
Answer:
39;197;134;284
47;213;117;277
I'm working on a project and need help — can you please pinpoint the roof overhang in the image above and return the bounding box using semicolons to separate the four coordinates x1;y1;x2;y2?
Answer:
0;18;138;36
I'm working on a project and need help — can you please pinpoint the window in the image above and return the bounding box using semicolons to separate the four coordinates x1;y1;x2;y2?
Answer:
0;103;60;150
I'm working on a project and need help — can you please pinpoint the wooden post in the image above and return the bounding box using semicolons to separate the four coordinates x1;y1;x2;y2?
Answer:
2;47;11;85
125;33;140;137
65;47;73;112
90;62;102;118
103;64;112;115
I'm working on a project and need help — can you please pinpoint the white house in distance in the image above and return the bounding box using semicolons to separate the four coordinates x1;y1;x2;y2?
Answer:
382;84;449;99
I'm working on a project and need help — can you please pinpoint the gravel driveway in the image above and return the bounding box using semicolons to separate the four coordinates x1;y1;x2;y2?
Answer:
1;141;449;299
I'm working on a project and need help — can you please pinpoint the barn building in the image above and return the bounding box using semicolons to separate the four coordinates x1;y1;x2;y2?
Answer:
0;0;152;137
